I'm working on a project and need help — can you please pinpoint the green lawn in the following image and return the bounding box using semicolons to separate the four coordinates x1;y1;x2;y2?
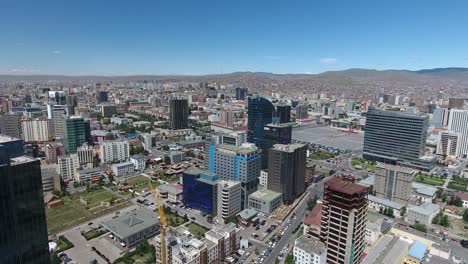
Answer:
352;157;376;172
164;210;188;227
448;176;468;191
82;229;108;241
46;189;132;235
310;151;335;160
415;174;445;186
125;175;159;193
56;236;74;253
187;222;209;238
160;174;180;183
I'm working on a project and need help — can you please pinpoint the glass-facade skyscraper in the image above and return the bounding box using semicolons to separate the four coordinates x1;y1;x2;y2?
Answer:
182;170;219;215
363;108;432;170
170;98;189;130
0;145;50;264
261;123;292;169
63;116;86;154
276;105;291;123
247;96;276;148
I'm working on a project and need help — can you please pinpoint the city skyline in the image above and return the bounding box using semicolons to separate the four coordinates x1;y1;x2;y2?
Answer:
2;0;468;75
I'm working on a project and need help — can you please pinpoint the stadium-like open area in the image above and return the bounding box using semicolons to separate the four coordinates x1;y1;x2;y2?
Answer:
292;126;364;151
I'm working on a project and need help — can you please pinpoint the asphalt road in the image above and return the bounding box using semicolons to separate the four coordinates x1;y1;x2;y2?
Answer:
262;176;333;264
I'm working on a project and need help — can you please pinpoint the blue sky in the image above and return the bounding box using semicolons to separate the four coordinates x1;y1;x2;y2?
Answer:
1;0;468;75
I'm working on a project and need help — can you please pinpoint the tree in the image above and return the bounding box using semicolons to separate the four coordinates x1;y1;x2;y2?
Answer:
400;206;407;217
440;215;450;227
285;254;294;264
136;240;150;256
50;253;60;264
108;173;114;183
307;195;318;210
387;208;394;218
463;209;468;222
183;214;189;222
162;145;170;151
453;196;463;207
109;197;116;205
379;207;383;214
413;223;427;233
225;216;237;225
164;156;171;164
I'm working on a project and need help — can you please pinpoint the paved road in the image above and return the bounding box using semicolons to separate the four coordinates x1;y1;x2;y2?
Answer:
262;176;333;264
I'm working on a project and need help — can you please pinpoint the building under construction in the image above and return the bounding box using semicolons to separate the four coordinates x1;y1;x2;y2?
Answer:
320;176;368;264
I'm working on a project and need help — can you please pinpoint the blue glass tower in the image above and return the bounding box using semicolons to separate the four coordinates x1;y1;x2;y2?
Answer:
247;96;276;148
182;170;219;215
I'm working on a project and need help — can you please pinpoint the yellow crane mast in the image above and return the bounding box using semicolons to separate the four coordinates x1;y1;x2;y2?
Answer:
149;181;167;264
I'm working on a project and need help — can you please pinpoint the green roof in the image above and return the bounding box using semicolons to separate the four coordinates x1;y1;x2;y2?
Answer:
217;144;258;155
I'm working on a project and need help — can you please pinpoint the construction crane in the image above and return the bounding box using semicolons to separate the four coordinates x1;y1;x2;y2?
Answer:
148;181;167;264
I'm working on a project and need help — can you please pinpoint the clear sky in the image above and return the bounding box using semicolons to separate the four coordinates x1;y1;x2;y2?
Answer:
1;0;468;75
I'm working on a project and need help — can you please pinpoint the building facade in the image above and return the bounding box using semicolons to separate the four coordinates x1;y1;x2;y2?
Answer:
183;170;219;215
0;146;50;264
267;143;307;203
261;123;292;169
21;118;51;143
276;105;291;123
247;96;276;148
363;108;431;170
320;177;368;264
436;131;460;157
247;188;282;214
77;144;94;164
99;140;130;164
448;109;468;158
57;154;80;181
112;161;135;177
170;98;189;130
217;180;242;221
63;116;86;153
375;164;415;205
294;236;327;264
0;113;22;138
209;143;261;208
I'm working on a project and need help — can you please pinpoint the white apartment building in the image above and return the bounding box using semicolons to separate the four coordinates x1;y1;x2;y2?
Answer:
130;155;146;171
57;154;79;181
448;109;468;158
112;161;135;177
99;140;130;164
217;180;242;221
293;236;327;264
258;169;268;186
437;130;460;157
77;144;94;164
21;118;51;142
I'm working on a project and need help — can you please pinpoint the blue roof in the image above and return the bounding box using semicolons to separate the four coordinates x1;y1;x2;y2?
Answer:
408;241;427;260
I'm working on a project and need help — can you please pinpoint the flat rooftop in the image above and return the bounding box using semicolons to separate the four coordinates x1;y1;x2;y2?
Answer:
376;163;416;174
295;236;326;255
217;143;258;155
0;134;21;143
249;188;282;201
325;177;368;195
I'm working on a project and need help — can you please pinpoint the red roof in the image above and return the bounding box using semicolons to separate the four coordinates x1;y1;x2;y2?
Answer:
325;177;368;195
455;192;468;201
304;204;322;227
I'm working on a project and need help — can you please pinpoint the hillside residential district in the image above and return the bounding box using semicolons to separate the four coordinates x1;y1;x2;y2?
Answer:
2;79;468;264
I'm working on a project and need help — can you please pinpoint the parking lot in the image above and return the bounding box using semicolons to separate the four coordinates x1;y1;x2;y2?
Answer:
292;126;364;151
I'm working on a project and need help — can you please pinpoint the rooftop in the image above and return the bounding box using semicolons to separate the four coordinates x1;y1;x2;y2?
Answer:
325;177;368;195
455;192;468;201
358;175;375;187
217;143;258;155
157;184;183;195
304;204;322;227
271;143;306;152
294;236;326;255
408;202;440;216
376;163;416;174
248;188;282;202
408;241;427;261
101;208;159;239
368;195;404;210
412;182;437;197
0;134;21;143
237;208;258;220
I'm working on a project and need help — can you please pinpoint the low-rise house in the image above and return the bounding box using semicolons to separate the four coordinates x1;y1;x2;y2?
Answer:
44;193;64;208
407;202;441;225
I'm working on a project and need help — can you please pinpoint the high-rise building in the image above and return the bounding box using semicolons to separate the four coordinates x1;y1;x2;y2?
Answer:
21;118;51;143
99;140;130;164
77;144;94;164
48;90;66;105
169;98;189;130
267;143;307;203
65;94;78;115
57;154;80;181
375;164;415;205
48;104;68;139
45;142;65;164
431;107;449;128
84;119;91;144
320;177;368;264
448;97;465;109
448;109;468;158
217;180;242;221
182;170;219;215
0;113;22;138
219;109;234;127
100;103;117;117
63;116;86;153
436;131;460;157
0;146;50;264
261;123;292;169
141;133;157;150
296;104;309;119
276;105;291;123
209;143;261;208
97;91;109;103
235;87;248;100
363;108;433;170
247;96;276;147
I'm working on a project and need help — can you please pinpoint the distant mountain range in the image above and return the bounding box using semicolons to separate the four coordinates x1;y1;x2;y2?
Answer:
2;67;468;81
